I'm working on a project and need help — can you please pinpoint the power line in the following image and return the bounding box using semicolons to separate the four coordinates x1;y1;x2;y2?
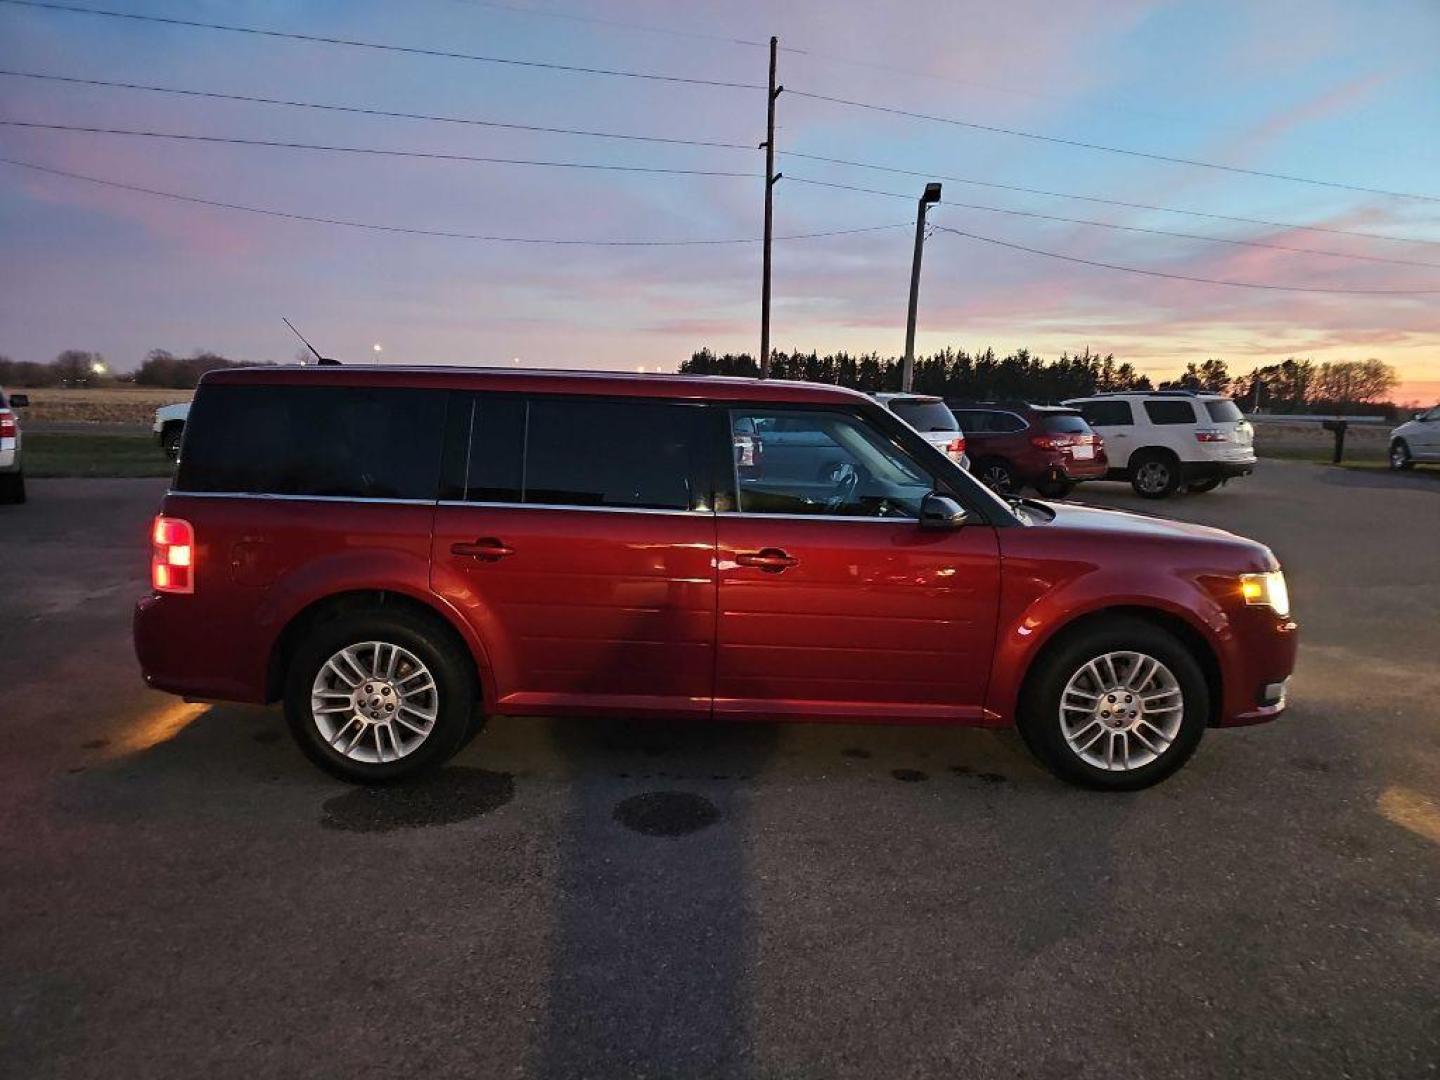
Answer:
782;150;1440;248
0;0;764;90
931;226;1440;295
0;155;906;245
780;176;1440;270
788;89;1440;204
0;119;760;176
0;70;755;149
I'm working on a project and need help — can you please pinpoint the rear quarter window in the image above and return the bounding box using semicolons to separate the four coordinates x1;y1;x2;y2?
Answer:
175;384;447;499
1204;399;1244;423
888;399;959;432
1144;400;1200;425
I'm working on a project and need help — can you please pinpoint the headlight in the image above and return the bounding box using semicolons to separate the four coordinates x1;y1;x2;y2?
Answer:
1240;570;1290;617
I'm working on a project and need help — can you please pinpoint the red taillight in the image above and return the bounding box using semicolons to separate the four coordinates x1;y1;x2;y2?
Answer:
0;410;15;439
945;435;966;459
151;515;195;594
1195;429;1228;443
1030;434;1064;450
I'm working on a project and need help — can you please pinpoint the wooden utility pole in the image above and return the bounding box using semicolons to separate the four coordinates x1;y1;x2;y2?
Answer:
759;36;781;378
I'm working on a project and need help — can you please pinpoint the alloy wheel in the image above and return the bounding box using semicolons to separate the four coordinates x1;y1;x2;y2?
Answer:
1059;651;1184;771
1135;461;1171;494
310;641;438;763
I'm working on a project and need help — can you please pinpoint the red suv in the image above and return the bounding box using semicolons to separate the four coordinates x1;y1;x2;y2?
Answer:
134;367;1297;790
948;402;1107;497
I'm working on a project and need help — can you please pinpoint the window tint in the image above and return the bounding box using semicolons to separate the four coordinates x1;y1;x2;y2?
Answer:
523;398;700;510
176;384;446;499
1077;400;1133;427
989;411;1027;433
1424;406;1440;422
1204;399;1244;423
730;409;932;518
1144;400;1199;425
461;393;525;502
887;398;959;432
1039;412;1092;435
953;410;989;433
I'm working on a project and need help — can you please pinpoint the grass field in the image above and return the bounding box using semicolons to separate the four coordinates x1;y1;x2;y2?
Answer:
17;387;192;426
24;434;176;478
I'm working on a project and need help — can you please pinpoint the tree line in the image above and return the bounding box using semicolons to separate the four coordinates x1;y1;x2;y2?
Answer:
0;349;267;389
680;348;1405;415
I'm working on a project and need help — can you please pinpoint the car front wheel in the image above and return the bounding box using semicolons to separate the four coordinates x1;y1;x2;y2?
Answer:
1018;617;1208;790
284;609;478;783
1390;439;1413;471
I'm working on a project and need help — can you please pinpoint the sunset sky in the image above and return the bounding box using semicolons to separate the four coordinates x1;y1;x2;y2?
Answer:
1;0;1437;402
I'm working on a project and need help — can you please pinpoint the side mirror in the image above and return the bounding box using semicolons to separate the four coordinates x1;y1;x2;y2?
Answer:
7;394;28;408
919;492;967;530
1413;411;1424;421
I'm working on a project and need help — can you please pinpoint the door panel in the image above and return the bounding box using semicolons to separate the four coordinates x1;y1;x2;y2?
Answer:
715;517;1001;722
431;506;717;717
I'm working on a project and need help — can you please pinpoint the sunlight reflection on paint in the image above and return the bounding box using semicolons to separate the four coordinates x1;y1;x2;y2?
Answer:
1378;785;1440;846
119;701;206;754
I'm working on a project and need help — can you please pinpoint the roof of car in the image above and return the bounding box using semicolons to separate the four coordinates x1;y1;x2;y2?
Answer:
947;401;1080;413
200;364;873;405
1067;390;1230;400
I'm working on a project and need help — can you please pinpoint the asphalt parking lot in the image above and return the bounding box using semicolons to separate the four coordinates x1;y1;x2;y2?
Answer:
2;463;1438;1079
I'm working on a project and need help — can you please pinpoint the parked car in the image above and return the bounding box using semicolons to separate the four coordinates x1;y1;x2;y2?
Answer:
947;402;1106;498
153;401;190;460
134;367;1297;791
0;387;30;504
872;393;969;469
1064;391;1257;498
1389;404;1440;470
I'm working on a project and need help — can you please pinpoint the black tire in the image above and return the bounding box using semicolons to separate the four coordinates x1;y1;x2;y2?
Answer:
1032;477;1075;499
1389;439;1414;472
161;424;183;461
977;457;1017;495
1017;616;1209;791
0;471;25;505
1129;450;1181;499
1186;477;1223;494
284;608;479;783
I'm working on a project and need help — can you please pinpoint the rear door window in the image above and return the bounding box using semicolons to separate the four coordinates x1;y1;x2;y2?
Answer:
176;384;446;499
887;398;959;433
1077;400;1134;427
522;398;704;511
1144;400;1200;425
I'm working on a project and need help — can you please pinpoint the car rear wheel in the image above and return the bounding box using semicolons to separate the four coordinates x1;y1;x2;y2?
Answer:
0;470;25;505
1130;452;1180;499
1018;617;1208;790
284;609;478;783
1186;477;1223;493
977;458;1016;495
1390;439;1414;471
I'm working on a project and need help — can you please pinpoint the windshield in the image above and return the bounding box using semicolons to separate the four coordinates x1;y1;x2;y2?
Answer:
1039;412;1092;435
1205;399;1244;423
888;399;959;432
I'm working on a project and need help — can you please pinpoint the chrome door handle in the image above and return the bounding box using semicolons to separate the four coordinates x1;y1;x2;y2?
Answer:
736;547;797;573
451;537;514;561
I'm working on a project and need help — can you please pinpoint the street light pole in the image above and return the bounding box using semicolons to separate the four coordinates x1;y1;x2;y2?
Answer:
901;182;942;393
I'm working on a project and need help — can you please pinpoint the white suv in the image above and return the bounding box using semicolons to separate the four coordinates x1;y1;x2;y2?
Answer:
872;393;970;470
0;387;28;504
1389;405;1440;470
1064;391;1256;499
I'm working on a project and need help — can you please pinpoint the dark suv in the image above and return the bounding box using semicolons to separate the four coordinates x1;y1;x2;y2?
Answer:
134;366;1296;791
947;403;1106;497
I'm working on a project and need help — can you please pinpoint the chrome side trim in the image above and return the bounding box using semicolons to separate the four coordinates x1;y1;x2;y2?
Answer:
166;491;435;506
716;511;919;524
437;500;709;517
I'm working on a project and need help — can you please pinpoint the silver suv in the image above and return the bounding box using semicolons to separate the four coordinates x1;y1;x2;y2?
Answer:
1065;391;1256;499
0;387;29;504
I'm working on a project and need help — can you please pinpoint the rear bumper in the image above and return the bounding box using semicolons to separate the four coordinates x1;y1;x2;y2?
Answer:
134;594;268;703
1183;458;1256;482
